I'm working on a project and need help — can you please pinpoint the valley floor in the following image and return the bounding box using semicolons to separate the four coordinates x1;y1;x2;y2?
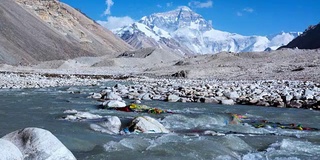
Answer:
0;48;319;110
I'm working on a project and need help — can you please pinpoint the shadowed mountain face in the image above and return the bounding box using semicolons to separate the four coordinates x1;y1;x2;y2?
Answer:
0;0;131;65
280;23;320;50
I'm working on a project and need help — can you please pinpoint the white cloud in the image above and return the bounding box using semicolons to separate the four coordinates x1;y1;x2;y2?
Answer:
188;0;213;8
97;16;135;30
103;0;114;15
243;7;254;13
157;4;162;8
236;7;254;17
167;2;173;7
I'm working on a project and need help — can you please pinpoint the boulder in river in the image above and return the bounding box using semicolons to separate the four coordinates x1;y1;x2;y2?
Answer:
1;128;76;160
0;139;23;159
127;116;170;133
105;92;122;100
102;100;126;108
90;116;122;134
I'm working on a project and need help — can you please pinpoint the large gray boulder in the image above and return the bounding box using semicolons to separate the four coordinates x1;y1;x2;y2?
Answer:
2;128;76;160
128;116;170;133
90;116;122;134
0;139;23;160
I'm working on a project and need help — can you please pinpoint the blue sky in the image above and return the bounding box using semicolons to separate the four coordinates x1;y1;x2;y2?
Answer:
60;0;320;36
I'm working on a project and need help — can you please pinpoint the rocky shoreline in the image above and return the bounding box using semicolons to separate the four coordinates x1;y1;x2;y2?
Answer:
91;77;320;110
0;71;319;110
0;71;131;89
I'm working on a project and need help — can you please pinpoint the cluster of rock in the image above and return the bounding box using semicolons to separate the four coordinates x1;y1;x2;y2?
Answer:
90;78;320;110
63;110;170;134
0;128;76;159
0;72;106;89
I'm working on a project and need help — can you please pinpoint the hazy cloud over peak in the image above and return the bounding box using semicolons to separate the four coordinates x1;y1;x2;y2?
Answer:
188;0;213;8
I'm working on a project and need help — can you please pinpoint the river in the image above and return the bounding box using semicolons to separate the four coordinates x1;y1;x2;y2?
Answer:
0;82;320;160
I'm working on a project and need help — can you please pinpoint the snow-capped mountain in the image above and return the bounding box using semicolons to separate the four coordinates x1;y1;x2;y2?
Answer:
114;6;301;55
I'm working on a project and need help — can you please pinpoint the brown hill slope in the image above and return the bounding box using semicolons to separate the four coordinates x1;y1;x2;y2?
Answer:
0;0;132;65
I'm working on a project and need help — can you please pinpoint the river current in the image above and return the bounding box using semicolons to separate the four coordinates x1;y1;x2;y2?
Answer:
0;82;320;160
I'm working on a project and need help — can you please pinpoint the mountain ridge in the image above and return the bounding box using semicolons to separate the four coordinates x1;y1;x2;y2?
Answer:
114;6;301;55
279;23;320;50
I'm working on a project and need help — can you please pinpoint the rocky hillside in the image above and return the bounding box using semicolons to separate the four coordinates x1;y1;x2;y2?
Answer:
280;23;320;49
0;0;131;65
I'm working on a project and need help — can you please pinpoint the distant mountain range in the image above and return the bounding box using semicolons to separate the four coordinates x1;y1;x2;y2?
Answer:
114;6;301;55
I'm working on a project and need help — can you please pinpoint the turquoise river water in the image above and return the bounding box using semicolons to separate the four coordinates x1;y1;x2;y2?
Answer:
0;82;320;160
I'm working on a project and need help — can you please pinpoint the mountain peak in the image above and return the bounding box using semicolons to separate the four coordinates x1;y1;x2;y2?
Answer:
138;6;212;33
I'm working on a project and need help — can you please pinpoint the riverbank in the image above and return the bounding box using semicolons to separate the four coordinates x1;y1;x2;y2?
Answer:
91;77;320;110
0;70;319;110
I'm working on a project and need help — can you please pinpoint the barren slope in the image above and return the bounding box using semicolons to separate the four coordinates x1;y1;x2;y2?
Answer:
0;0;131;65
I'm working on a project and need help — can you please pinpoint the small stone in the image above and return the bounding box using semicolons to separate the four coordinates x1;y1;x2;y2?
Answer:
105;92;122;100
167;94;180;102
221;99;235;105
91;93;102;99
224;91;239;100
102;100;126;108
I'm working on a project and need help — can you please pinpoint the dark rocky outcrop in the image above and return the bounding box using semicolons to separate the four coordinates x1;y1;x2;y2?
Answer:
279;23;320;50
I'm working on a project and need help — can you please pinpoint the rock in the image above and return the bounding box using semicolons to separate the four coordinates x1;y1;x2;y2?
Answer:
64;111;102;120
216;91;224;97
256;100;270;106
224;91;240;100
167;94;180;102
128;116;170;133
152;95;162;100
90;116;121;134
0;139;23;159
140;93;152;100
102;100;126;108
114;84;126;90
105;92;122;100
203;130;225;136
253;89;263;95
221;99;235;105
285;94;293;102
200;97;219;103
288;100;303;108
293;91;302;100
67;87;80;94
249;97;259;104
134;100;142;104
119;89;129;95
304;89;314;100
2;128;76;160
91;93;102;99
171;70;189;78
